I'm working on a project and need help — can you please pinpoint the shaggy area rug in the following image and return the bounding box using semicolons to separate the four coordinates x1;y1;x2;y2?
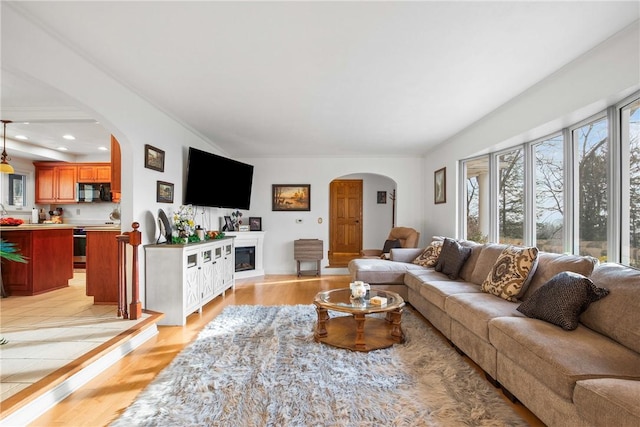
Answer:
112;305;527;426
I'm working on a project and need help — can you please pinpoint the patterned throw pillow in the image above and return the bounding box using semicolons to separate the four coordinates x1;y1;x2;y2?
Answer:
517;271;609;330
434;238;471;280
412;240;444;267
481;246;539;302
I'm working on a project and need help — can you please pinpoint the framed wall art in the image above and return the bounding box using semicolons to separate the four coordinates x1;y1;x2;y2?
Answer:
377;191;387;204
223;215;235;231
145;144;165;172
249;217;262;231
156;181;174;203
434;167;446;204
272;184;311;211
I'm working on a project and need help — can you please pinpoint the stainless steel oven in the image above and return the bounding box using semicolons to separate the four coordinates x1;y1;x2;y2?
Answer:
73;228;87;263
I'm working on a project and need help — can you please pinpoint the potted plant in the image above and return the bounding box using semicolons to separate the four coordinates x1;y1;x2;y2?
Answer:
0;239;27;344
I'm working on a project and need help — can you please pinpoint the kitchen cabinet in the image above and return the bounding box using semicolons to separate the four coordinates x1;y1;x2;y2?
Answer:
110;135;121;203
0;227;74;295
77;163;111;183
145;238;235;325
34;162;78;204
86;230;120;304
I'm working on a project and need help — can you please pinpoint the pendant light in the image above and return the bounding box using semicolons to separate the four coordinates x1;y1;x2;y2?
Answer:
1;120;14;174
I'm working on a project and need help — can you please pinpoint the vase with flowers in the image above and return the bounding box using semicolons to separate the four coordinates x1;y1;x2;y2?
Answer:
172;205;195;243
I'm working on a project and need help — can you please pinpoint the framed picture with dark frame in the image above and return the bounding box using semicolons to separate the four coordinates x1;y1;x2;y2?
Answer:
272;184;311;211
156;181;174;203
224;215;235;231
377;191;387;204
434;167;446;204
249;217;262;231
145;144;165;172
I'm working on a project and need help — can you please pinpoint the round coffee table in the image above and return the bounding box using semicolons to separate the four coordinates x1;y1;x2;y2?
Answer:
313;288;405;352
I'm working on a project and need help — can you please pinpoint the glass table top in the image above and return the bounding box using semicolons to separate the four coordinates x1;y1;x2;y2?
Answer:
313;288;405;314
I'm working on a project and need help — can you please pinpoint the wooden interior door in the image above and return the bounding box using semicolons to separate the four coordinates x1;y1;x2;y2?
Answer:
329;179;363;267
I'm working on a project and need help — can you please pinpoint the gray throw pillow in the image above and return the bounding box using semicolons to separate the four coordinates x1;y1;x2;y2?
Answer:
434;238;471;280
517;271;609;331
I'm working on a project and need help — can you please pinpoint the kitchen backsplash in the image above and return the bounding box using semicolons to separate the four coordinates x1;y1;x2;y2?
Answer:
7;202;120;225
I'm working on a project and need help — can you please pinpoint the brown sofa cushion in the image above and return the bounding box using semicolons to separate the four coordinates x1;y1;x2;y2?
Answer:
522;252;598;300
481;246;538;302
469;243;508;285
580;263;640;353
574;379;640;426
517;272;609;330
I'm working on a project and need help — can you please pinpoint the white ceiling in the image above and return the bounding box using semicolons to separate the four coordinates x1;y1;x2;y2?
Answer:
2;1;638;159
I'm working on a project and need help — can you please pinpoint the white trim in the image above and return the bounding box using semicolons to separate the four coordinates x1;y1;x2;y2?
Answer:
0;324;158;427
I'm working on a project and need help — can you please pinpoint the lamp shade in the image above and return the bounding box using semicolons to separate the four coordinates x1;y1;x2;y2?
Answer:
0;162;14;174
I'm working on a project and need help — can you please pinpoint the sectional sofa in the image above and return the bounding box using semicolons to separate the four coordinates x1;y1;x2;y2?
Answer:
348;238;640;427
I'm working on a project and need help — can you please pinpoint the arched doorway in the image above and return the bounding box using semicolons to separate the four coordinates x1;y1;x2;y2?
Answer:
328;173;396;267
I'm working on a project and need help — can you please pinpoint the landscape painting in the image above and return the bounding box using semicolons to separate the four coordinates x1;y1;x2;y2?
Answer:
272;184;310;211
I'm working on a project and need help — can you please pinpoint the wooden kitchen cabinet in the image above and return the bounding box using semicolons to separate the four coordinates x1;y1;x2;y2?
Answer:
77;163;111;182
110;135;121;203
34;162;78;203
86;230;120;304
0;227;73;296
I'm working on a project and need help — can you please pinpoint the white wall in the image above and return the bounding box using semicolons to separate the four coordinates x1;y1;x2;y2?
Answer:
237;157;423;274
422;21;640;242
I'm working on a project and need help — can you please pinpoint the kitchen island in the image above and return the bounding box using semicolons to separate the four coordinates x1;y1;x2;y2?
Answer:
0;224;74;296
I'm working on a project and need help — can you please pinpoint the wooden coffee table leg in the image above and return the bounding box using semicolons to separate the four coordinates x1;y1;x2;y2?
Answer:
315;306;329;339
354;313;366;351
388;308;404;343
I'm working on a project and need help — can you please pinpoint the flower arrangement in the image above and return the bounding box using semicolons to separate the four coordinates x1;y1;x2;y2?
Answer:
173;205;195;239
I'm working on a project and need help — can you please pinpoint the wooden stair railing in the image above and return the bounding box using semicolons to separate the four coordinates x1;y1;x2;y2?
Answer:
116;222;142;320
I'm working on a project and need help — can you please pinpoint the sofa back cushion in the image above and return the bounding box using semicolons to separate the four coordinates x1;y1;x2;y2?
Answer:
580;263;640;353
522;252;598;300
469;243;509;285
458;240;483;283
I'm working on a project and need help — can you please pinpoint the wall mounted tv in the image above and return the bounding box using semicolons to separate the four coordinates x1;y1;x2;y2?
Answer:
184;147;254;210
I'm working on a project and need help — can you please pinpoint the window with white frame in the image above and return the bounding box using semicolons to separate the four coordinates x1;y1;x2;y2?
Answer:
458;92;639;267
573;115;609;261
621;98;640;267
497;148;525;245
533;135;564;253
462;156;490;243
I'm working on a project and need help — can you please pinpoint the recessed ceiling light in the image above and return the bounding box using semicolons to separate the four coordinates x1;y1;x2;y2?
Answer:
14;135;28;140
57;147;69;151
62;134;75;140
98;146;109;151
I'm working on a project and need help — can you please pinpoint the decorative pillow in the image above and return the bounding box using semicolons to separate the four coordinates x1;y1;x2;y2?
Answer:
412;240;443;267
382;239;401;254
434;238;471;280
481;246;539;302
517;272;609;330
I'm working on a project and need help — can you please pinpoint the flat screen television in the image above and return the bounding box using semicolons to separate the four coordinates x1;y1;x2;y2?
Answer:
184;147;254;210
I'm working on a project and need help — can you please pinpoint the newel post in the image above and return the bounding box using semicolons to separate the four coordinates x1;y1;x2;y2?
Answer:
125;222;142;320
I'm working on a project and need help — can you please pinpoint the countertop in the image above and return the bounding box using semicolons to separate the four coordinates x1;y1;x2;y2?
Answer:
0;224;121;232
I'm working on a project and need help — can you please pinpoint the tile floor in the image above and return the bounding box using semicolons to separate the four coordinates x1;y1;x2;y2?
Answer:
0;271;149;402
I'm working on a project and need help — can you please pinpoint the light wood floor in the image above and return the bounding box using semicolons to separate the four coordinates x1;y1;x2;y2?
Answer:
29;275;544;427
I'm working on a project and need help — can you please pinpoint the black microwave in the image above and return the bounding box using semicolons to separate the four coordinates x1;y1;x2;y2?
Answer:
76;183;112;202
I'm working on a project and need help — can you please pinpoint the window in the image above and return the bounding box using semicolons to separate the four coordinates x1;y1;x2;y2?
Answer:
533;135;564;253
497;148;524;245
574;116;608;261
8;173;26;207
459;92;639;267
462;156;489;243
621;98;640;267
